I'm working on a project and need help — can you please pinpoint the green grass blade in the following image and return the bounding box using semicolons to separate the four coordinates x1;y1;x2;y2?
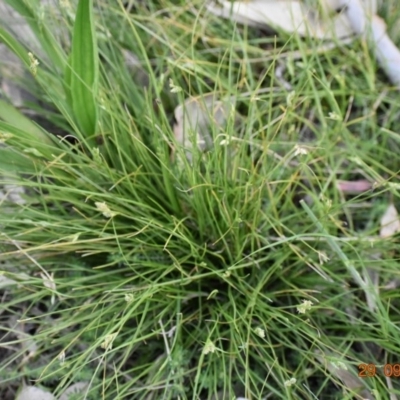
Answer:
0;27;74;130
64;54;73;110
0;100;55;147
67;0;99;142
3;0;66;70
0;146;37;173
0;26;30;68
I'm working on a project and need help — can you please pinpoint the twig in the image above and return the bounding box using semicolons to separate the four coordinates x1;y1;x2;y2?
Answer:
339;0;400;87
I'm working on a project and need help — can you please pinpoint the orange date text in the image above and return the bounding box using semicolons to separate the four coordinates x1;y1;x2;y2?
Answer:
358;363;400;377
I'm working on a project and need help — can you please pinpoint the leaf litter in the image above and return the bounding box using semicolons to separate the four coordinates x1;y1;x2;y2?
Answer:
173;93;238;162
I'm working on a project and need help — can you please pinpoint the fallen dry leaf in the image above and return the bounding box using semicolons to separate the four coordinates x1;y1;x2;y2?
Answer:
336;180;373;194
208;1;400;87
339;0;400;88
380;203;400;238
59;382;89;400
207;0;356;39
173;93;235;162
16;386;55;400
315;351;374;400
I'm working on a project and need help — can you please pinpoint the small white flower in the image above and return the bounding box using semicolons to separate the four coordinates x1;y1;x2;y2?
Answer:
124;293;134;303
40;272;55;291
284;378;297;387
24;148;44;158
169;79;182;93
95;202;117;218
166;326;177;338
254;327;265;338
304;368;313;376
327;111;341;121
92;147;102;163
219;139;229;146
28;52;39;76
319;194;332;209
296;300;313;314
238;342;247;351
37;221;51;227
58;350;66;365
326;198;332;208
0;132;13;143
101;333;117;350
318;251;329;265
294;144;308;156
203;339;217;354
60;0;71;10
286;90;296;107
219;135;238;146
222;270;231;278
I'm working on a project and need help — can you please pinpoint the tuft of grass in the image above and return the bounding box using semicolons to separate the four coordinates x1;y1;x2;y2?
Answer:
0;0;400;399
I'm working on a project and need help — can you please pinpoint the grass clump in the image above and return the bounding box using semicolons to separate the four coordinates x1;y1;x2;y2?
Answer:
1;0;400;399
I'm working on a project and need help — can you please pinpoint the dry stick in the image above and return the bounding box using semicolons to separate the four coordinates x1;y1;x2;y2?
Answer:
339;0;400;88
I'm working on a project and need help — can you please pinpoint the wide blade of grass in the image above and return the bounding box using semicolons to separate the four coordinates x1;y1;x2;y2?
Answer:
0;146;37;173
66;0;99;143
0;101;55;146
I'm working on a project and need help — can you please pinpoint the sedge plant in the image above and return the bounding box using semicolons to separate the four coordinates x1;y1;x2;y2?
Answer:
1;0;400;399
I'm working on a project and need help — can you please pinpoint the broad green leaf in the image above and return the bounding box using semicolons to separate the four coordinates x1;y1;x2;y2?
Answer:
3;0;66;70
0;120;73;174
67;0;99;142
0;101;55;146
0;146;38;174
15;385;55;400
